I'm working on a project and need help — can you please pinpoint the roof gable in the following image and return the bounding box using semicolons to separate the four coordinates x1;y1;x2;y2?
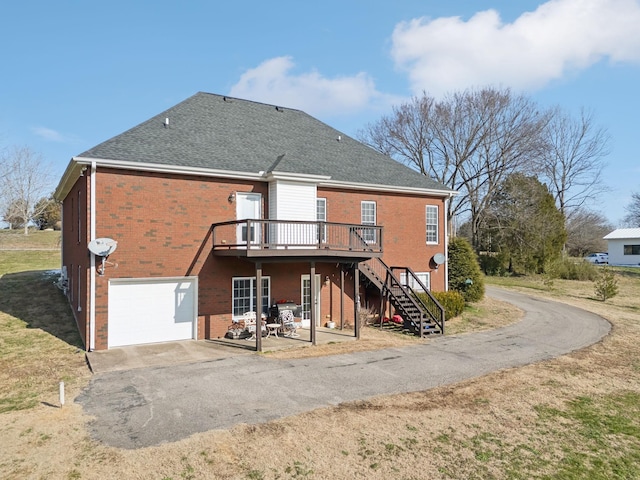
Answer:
71;92;453;194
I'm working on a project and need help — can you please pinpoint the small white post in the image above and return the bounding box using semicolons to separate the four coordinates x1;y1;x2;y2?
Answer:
59;381;65;407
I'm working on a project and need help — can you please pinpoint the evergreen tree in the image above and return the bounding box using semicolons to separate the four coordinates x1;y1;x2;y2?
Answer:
33;195;61;230
482;173;566;274
448;236;485;303
594;267;618;301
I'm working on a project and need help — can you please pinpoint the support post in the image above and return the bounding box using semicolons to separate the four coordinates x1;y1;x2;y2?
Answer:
354;262;360;340
379;288;385;330
340;266;345;330
310;262;317;346
256;262;262;352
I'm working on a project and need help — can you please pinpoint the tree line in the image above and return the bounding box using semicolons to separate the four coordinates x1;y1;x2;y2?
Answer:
0;146;59;234
359;86;632;273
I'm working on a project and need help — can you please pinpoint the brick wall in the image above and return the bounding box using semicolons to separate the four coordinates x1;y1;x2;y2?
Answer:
60;174;90;348
66;167;448;350
319;187;448;291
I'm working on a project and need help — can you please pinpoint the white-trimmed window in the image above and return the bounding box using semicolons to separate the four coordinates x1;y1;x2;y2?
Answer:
77;190;82;243
317;198;327;243
400;271;431;293
361;201;377;243
69;264;74;302
77;265;82;311
232;276;270;318
426;205;438;244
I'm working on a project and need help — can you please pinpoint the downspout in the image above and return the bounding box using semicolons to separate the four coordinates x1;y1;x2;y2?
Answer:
444;193;453;292
89;162;97;351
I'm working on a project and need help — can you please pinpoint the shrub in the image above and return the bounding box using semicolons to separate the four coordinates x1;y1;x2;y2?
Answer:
479;254;505;276
428;290;465;320
594;267;619;301
546;257;598;281
448;237;485;302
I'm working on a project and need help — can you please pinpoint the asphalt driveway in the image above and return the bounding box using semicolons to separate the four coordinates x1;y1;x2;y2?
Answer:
76;287;611;449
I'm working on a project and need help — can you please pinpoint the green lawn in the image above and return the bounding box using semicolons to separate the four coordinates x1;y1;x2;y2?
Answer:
0;232;86;414
0;228;61;249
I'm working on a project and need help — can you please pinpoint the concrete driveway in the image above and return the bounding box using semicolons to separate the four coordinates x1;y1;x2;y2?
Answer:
76;287;610;449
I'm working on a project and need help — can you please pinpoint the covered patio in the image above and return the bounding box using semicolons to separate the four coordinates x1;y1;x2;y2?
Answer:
209;325;358;353
211;219;384;352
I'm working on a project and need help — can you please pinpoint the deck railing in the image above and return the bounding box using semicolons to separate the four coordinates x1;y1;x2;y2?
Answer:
211;219;383;254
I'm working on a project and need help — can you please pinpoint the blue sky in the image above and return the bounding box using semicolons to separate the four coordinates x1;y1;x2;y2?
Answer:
1;0;638;226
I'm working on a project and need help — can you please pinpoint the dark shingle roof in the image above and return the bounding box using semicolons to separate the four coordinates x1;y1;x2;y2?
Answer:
78;92;452;192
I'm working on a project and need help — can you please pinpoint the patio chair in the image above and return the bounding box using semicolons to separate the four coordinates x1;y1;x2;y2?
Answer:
243;311;266;340
279;309;300;338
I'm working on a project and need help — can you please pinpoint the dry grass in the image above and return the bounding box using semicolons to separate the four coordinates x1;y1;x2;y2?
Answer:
0;271;90;413
0;229;61;250
1;241;639;479
264;295;522;361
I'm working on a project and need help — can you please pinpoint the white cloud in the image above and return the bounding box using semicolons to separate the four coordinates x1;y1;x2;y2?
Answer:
229;56;396;116
32;126;64;142
391;0;640;96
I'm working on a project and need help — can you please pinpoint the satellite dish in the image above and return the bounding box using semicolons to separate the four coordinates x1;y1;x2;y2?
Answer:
88;238;118;257
433;253;446;265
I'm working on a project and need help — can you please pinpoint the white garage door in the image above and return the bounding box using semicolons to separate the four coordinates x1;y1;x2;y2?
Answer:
108;277;197;348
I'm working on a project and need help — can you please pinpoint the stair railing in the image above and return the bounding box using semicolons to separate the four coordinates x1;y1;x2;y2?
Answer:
390;266;445;336
361;258;443;337
352;231;444;337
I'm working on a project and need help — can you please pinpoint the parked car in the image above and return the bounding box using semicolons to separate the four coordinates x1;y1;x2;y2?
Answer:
584;252;608;264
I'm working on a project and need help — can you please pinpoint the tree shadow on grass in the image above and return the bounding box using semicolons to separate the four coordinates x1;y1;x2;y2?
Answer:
0;270;84;350
616;267;640;280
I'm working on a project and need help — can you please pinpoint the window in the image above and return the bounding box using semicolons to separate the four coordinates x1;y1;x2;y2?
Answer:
316;198;327;242
77;191;82;243
400;271;431;293
426;205;438;244
70;197;74;232
69;264;74;302
77;265;82;311
361;201;377;243
624;244;640;255
232;277;270;319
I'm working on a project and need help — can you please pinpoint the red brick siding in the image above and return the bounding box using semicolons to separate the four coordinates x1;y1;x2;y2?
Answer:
319;187;448;291
60;174;91;349
65;167;447;350
91;168;273;349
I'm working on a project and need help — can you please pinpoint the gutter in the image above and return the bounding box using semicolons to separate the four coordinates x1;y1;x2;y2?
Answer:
56;156;459;200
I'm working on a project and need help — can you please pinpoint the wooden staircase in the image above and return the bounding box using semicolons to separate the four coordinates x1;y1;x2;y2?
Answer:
359;258;445;337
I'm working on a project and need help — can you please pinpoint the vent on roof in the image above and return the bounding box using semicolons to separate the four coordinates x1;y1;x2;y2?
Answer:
275;106;284;112
163;117;169;128
223;96;232;102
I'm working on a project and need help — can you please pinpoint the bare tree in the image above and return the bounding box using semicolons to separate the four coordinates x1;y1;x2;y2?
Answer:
0;146;54;235
461;89;550;249
359;87;549;248
623;192;640;227
537;107;610;218
565;208;612;257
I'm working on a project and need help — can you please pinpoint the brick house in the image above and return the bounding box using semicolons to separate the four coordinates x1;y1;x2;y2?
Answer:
54;92;456;351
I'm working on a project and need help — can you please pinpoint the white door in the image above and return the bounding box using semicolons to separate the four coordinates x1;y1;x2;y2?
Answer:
301;274;321;327
108;277;197;348
236;192;261;245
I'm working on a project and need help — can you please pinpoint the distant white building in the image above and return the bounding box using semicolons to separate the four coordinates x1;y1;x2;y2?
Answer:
603;228;640;266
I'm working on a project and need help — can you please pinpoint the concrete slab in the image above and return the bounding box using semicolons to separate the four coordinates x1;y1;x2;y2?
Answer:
85;327;356;373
